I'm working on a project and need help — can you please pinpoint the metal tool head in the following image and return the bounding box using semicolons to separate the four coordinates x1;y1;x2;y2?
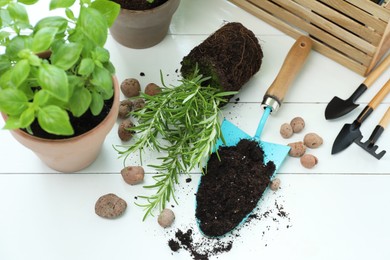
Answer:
325;96;360;120
331;121;363;154
354;136;386;159
325;84;367;120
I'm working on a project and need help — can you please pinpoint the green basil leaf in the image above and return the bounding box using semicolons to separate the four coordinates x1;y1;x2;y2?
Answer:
6;35;32;59
0;55;11;73
9;59;30;88
93;46;109;63
37;105;74;135
90;90;103;116
0;88;28;115
18;0;39;4
38;63;69;102
51;42;82;70
33;90;50;106
0;1;9;8
7;2;29;24
91;66;113;99
78;58;95;76
3;116;24;130
32;27;58;53
90;0;120;27
77;6;107;46
49;0;76;10
65;8;75;20
34;16;68;34
19;106;35;128
69;88;91;117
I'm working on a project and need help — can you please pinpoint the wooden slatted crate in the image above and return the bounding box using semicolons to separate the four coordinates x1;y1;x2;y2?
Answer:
230;0;390;76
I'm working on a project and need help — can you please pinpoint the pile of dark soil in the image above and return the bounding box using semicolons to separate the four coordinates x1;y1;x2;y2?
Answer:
181;22;263;92
195;139;276;237
112;0;168;10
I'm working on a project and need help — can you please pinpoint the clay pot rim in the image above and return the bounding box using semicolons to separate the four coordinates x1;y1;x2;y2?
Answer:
119;0;177;14
1;76;119;144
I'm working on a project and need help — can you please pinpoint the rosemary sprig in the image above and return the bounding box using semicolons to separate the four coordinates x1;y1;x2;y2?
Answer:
117;69;237;220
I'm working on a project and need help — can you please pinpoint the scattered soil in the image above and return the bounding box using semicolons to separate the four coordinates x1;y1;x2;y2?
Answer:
180;22;263;93
112;0;168;10
24;97;114;139
195;139;276;237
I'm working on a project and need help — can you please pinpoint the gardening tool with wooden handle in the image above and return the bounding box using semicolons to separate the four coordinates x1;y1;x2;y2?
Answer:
354;106;390;159
198;36;312;238
332;79;390;154
325;53;390;120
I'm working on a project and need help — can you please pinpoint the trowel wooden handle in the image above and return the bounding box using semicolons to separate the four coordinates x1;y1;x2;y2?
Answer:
363;53;390;87
357;79;390;124
265;36;312;105
368;79;390;110
379;106;390;129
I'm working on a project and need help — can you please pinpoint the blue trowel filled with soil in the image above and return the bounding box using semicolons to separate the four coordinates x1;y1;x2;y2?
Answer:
196;36;313;237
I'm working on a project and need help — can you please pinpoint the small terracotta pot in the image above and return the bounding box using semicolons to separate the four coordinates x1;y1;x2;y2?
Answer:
110;0;180;49
1;77;120;173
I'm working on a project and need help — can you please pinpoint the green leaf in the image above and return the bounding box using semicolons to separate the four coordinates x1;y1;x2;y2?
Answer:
77;6;107;46
51;42;82;70
0;55;11;73
91;67;113;99
90;90;103;116
18;0;39;4
93;46;109;63
65;8;75;20
0;88;28;115
7;2;29;24
32;27;58;53
0;0;9;8
10;59;30;88
19;106;35;128
2;116;23;130
33;90;50;106
78;58;95;76
69;88;91;117
37;105;74;135
90;0;120;27
6;35;32;59
49;0;76;10
34;16;68;35
38;63;69;102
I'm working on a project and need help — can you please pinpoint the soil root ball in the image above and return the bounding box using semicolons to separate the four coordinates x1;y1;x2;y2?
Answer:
180;22;263;93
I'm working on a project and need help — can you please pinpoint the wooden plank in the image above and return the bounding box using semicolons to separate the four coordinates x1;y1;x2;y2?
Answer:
317;0;387;32
250;0;371;65
293;0;382;44
229;0;368;75
345;0;390;21
274;0;376;55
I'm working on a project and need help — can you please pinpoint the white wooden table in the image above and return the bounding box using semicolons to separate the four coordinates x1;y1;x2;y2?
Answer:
0;1;389;259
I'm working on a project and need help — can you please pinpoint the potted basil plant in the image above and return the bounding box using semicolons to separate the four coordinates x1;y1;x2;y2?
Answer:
0;0;121;172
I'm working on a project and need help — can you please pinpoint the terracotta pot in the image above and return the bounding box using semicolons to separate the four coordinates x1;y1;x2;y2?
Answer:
110;0;180;49
1;77;120;173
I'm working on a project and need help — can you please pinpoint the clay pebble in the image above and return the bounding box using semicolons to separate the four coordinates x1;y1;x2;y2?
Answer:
121;166;145;185
288;141;306;157
118;99;132;119
269;178;281;191
132;98;145;111
121;78;141;98
118;118;135;141
303;133;323;148
158;208;175;228
95;193;127;219
300;154;318;169
280;123;293;138
145;83;162;96
290;117;305;133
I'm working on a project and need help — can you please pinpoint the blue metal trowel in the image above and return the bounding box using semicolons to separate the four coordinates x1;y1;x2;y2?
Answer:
216;36;313;173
